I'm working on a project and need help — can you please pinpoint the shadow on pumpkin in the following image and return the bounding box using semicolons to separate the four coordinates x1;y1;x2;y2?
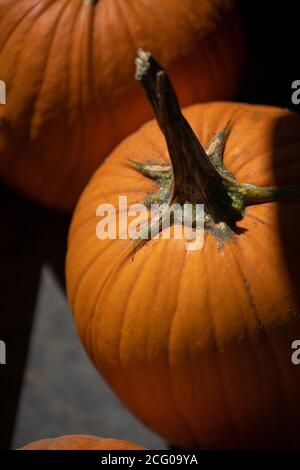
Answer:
273;112;300;305
270;112;300;449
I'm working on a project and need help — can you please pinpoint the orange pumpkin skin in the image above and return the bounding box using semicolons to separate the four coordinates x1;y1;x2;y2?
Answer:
20;434;145;450
0;0;242;211
66;101;300;449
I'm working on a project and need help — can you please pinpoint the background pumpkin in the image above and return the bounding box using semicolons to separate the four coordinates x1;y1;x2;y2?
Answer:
66;53;300;449
0;0;243;211
19;434;145;450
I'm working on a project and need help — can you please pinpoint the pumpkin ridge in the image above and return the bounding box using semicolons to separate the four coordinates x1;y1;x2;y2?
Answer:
161;245;199;445
0;1;43;54
227;242;279;422
0;0;61;180
204;246;243;446
86;238;140;362
115;0;137;56
96;243;163;431
52;0;95;207
118;250;176;436
5;0;73;185
70;234;118;316
29;0;72;136
231;237;293;435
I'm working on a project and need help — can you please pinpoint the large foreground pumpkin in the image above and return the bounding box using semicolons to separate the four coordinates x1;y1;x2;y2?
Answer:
20;434;145;450
66;51;300;449
0;0;243;211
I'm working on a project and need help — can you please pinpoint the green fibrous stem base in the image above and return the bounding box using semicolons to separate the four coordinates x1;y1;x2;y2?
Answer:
132;49;300;246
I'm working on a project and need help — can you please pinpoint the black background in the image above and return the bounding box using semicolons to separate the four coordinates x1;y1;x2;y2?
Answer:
238;1;299;112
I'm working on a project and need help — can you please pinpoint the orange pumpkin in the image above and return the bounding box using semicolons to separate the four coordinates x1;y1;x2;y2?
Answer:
0;0;243;211
19;434;145;450
66;51;300;449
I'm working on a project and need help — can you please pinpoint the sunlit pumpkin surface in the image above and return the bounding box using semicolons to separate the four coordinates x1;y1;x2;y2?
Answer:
0;0;242;210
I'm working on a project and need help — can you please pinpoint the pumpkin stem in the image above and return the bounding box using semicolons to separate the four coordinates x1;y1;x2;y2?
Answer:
135;49;300;232
135;49;243;228
240;184;300;205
